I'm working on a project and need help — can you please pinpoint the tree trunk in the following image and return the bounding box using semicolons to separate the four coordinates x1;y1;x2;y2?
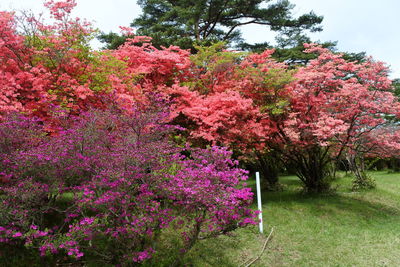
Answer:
291;146;333;193
346;154;375;190
347;154;363;180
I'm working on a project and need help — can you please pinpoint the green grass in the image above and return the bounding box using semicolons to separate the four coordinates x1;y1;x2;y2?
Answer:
183;171;400;267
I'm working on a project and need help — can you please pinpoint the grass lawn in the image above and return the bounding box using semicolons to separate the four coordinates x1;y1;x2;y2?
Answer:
183;171;400;267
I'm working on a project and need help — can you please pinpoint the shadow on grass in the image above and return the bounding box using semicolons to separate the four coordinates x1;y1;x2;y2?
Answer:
183;174;400;266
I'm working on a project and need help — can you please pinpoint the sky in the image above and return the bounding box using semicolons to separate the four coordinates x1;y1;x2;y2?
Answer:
1;0;399;78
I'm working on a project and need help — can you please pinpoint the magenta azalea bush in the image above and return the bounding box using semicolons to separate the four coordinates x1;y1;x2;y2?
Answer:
0;99;256;265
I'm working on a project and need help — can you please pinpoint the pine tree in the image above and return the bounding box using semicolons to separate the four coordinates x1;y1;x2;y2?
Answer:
99;0;323;51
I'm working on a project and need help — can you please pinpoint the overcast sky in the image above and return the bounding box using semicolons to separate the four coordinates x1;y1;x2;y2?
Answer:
1;0;399;78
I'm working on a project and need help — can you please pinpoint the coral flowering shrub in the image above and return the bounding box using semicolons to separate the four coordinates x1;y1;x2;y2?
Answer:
0;101;256;265
0;0;191;129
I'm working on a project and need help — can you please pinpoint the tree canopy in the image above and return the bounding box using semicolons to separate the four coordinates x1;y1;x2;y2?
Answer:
99;0;323;51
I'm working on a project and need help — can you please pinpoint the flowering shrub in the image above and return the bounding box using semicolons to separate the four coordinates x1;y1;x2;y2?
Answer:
0;100;256;265
0;0;191;131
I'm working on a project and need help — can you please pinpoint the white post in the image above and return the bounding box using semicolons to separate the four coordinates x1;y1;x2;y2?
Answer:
255;171;263;234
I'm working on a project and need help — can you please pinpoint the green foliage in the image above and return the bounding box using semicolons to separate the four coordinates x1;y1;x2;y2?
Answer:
341;51;367;63
256;68;293;113
184;42;246;93
190;42;244;67
87;52;138;92
97;31;131;50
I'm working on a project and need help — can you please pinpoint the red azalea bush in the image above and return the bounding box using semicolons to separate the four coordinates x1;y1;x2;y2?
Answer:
0;98;256;265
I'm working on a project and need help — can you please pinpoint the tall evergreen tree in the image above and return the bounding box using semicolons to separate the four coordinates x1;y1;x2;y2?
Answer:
99;0;323;50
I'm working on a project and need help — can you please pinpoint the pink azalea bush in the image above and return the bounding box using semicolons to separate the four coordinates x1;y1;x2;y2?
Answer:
0;97;256;265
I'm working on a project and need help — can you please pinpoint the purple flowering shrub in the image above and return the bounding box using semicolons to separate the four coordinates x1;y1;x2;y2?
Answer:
0;101;256;265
